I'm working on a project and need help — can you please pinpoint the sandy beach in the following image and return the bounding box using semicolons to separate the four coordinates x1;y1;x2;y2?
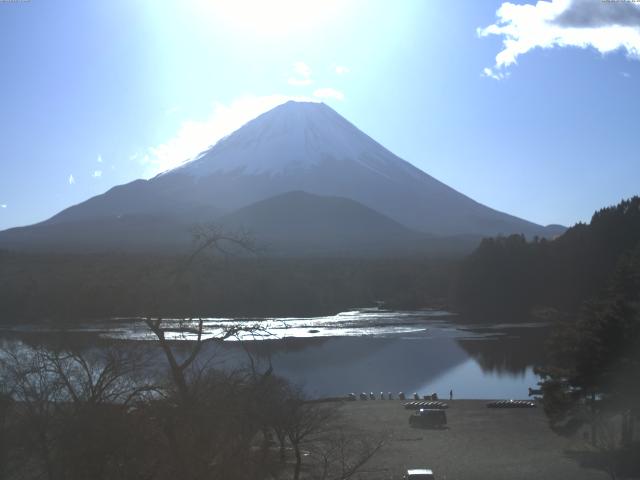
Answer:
337;399;609;480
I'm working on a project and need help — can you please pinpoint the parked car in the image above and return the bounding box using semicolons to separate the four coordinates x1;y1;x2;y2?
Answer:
409;409;447;428
404;468;435;479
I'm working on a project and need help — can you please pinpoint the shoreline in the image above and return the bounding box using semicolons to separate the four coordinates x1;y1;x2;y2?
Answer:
338;399;608;480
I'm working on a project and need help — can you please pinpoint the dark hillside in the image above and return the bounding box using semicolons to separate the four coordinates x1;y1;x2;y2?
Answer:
454;196;640;318
0;250;456;323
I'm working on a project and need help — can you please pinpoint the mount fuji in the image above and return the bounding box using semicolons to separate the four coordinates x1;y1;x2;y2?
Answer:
0;101;564;255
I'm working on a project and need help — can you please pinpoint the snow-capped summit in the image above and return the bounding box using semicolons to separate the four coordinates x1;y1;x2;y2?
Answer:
174;101;415;179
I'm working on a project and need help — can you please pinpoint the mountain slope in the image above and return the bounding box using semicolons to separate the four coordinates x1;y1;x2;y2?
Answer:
0;101;563;254
218;191;427;256
0;214;194;253
168;101;561;237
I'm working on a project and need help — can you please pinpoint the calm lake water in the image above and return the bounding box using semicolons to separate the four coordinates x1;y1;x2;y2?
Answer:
1;309;547;400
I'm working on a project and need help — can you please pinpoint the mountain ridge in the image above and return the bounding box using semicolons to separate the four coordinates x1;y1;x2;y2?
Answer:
0;100;565;254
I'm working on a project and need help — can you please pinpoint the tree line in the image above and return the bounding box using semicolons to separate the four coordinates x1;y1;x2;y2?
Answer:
455;196;640;478
0;251;455;324
454;196;640;319
537;243;640;478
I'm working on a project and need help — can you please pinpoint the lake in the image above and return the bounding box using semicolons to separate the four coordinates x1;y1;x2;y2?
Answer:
0;309;548;400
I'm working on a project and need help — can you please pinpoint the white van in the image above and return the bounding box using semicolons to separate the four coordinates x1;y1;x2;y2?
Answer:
404;468;435;479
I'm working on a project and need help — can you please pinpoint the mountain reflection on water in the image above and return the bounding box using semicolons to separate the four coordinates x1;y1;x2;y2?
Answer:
217;333;543;399
0;309;547;399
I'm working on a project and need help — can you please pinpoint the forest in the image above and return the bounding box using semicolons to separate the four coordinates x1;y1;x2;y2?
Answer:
537;234;640;478
0;249;455;324
454;197;640;478
3;197;640;325
454;196;640;319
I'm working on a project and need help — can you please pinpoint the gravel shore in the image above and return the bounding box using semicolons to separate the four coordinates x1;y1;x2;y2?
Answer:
339;399;609;480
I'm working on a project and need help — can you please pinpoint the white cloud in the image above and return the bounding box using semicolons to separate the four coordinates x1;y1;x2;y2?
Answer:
482;67;509;80
479;0;640;79
97;154;103;163
68;174;75;185
288;61;313;86
293;61;311;78
137;94;315;177
313;87;345;101
335;65;350;75
92;170;102;178
621;71;631;78
0;204;6;209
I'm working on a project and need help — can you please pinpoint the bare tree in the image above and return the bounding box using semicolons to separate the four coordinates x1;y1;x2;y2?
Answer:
143;317;267;404
591;413;622;480
0;225;387;480
273;388;340;480
185;224;256;271
311;429;385;480
1;348;62;480
43;346;156;408
0;390;11;480
135;226;386;480
1;344;160;480
270;389;386;480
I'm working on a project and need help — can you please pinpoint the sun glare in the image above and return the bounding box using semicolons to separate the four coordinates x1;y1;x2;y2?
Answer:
187;0;346;37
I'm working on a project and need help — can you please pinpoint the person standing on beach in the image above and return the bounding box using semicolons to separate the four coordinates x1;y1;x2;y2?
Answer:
449;389;453;400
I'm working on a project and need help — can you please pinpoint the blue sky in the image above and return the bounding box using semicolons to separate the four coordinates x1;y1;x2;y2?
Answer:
1;0;639;230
